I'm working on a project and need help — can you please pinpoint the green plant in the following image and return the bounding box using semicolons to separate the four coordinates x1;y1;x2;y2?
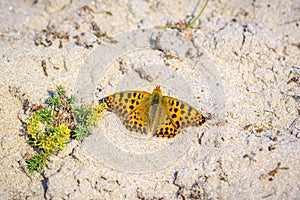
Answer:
26;152;48;173
156;0;209;31
25;85;105;173
72;104;106;140
184;0;209;30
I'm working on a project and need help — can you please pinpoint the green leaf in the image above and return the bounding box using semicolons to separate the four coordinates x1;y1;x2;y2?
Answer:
56;85;66;97
26;153;48;173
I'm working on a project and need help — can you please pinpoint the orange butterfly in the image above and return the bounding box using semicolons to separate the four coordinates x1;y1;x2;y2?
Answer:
99;86;205;138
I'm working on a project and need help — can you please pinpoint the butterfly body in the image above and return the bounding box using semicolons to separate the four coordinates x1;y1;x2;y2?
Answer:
99;86;205;138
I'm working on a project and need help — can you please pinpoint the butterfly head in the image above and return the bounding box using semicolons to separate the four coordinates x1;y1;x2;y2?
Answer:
151;86;163;104
153;85;162;95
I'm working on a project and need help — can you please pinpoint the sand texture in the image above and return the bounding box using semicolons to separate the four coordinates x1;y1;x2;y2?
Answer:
0;0;299;199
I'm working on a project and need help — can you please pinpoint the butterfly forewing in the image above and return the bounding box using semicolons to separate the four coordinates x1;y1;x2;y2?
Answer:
99;91;152;134
100;91;150;119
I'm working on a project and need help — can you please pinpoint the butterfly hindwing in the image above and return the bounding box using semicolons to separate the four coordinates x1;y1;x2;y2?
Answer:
122;101;152;135
153;117;178;138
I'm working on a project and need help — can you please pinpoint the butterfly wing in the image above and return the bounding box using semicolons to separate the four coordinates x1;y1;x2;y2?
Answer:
99;87;206;138
153;96;205;138
99;91;152;134
153;117;179;138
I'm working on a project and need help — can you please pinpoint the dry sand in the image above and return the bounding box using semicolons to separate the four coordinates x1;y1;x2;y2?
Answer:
0;0;299;199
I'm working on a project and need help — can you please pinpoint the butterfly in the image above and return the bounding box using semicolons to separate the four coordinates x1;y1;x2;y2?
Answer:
99;86;205;138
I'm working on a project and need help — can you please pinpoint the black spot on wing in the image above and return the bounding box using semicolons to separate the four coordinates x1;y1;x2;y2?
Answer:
180;103;185;109
187;106;193;116
119;92;124;99
175;120;180;128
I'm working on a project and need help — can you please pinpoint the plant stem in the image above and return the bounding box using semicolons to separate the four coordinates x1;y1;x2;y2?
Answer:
184;0;209;30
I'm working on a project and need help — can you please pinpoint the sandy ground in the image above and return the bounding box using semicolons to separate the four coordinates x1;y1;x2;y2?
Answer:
0;0;299;199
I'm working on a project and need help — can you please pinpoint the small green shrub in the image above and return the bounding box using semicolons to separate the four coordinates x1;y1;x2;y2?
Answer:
25;85;105;173
72;104;105;140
